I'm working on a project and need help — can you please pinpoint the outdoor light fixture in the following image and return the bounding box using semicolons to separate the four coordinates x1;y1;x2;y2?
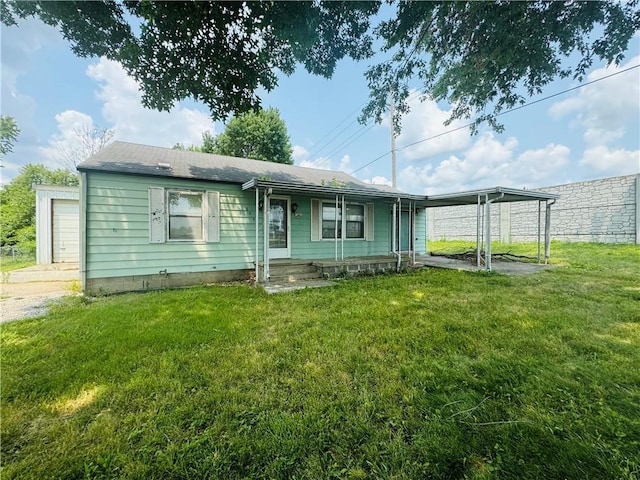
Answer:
258;200;264;211
291;202;299;214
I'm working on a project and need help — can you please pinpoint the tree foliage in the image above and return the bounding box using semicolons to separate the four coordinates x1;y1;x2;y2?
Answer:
2;1;638;133
0;115;20;158
172;109;293;164
0;164;77;251
212;108;293;164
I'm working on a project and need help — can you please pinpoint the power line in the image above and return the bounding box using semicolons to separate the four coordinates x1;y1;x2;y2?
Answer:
349;64;640;175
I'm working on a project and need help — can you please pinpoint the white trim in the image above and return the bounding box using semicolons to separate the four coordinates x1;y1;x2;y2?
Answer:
268;195;291;259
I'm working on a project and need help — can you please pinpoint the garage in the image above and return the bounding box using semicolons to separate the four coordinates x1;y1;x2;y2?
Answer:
35;185;80;265
52;199;79;263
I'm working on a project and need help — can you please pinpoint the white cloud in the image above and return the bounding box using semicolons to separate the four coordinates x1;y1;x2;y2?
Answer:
396;92;472;161
293;145;350;172
85;58;215;147
398;132;571;194
40;110;95;166
580;145;640;175
363;176;392;187
548;56;640;145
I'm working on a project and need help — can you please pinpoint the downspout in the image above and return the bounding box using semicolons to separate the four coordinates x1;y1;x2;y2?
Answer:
485;192;504;272
545;199;556;264
255;187;259;285
79;171;87;292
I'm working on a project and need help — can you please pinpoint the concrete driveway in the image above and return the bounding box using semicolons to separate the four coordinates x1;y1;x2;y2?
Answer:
0;264;80;324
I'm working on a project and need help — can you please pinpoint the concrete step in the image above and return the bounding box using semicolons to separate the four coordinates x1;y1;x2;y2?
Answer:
268;272;324;283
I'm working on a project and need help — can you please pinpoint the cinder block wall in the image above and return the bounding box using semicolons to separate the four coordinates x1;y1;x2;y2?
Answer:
427;174;640;244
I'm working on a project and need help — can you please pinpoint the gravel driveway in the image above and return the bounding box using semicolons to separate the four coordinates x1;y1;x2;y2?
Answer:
0;281;79;324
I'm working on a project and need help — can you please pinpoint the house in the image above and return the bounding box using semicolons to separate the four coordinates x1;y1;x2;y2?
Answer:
77;141;428;294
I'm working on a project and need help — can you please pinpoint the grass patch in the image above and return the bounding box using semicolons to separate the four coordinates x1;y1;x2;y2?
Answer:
2;243;639;479
0;256;36;272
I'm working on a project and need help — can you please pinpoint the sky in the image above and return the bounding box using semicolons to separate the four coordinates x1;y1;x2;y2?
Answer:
1;14;639;195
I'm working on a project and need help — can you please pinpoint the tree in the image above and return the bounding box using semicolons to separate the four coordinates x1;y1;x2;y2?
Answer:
211;108;293;164
3;1;638;132
55;124;114;170
0;115;20;158
0;164;77;252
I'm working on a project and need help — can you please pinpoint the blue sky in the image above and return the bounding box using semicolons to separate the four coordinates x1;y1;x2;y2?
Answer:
2;15;639;194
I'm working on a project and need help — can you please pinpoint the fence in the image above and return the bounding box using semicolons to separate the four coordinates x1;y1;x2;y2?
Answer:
427;174;640;244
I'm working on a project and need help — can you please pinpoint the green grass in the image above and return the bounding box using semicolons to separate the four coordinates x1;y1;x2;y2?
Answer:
0;256;36;272
2;242;639;479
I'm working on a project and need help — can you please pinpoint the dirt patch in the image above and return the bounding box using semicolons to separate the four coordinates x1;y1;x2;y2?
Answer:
0;281;79;324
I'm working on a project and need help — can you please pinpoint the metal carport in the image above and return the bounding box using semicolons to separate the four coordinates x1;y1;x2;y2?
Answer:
424;187;560;272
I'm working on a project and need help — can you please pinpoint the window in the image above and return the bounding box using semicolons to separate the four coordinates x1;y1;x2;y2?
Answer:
168;191;203;240
316;201;371;241
148;187;219;243
322;204;341;239
345;204;364;239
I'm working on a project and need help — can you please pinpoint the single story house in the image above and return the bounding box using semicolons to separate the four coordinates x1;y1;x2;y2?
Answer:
77;141;428;294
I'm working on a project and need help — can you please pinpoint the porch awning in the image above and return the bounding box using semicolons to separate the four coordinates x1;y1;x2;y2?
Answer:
242;178;428;205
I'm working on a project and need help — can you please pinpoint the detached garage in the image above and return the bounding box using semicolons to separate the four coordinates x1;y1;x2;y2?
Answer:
35;185;80;264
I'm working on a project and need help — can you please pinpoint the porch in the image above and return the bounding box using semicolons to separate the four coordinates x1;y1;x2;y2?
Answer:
258;255;413;284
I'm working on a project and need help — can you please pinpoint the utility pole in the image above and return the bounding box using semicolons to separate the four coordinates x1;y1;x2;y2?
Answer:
390;89;397;189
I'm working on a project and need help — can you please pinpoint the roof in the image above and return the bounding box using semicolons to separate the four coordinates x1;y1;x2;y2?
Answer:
424;186;560;207
78;141;407;198
78;142;559;206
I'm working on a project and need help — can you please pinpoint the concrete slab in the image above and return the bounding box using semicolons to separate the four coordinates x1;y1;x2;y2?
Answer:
2;263;80;283
415;256;557;275
262;279;336;294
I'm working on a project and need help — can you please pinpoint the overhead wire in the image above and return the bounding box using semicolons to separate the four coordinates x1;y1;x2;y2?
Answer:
348;63;640;175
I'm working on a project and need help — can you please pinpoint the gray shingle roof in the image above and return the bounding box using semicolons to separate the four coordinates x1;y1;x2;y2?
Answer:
78;141;404;196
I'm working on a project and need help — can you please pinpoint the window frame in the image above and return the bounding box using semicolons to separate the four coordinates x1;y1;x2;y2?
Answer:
320;200;366;241
167;189;205;242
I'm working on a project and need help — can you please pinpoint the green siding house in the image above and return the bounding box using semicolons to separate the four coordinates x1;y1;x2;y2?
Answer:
77;142;428;294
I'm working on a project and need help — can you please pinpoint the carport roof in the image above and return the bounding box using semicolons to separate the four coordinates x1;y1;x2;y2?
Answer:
424;186;559;207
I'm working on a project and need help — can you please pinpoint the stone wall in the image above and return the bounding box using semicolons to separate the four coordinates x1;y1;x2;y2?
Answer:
427;174;640;244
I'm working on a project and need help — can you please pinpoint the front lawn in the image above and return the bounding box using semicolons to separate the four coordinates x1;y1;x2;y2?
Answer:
1;243;639;479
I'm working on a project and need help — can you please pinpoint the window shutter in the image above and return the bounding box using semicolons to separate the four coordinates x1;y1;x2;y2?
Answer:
149;187;166;243
310;199;320;241
365;203;375;241
206;191;220;243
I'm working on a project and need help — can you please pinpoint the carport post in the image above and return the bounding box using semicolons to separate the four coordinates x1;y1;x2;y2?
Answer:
537;200;542;264
476;195;481;269
485;194;492;272
545;199;555;263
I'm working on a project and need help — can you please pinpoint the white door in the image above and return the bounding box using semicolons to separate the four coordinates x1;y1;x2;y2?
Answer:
268;197;290;259
52;199;79;263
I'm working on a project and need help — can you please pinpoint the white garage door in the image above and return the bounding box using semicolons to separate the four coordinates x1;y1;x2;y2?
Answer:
52;199;79;263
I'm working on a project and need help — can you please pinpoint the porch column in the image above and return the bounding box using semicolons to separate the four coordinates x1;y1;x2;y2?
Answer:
476;195;481;269
255;187;259;284
545;199;555;263
341;195;345;261
334;194;339;261
263;188;270;281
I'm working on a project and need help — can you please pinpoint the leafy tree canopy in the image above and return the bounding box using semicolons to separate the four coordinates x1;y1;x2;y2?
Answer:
212;108;293;164
173;108;293;164
0;164;78;249
2;1;638;133
0;115;20;157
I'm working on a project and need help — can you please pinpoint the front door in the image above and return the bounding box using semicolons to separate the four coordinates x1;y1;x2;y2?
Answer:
268;196;290;259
